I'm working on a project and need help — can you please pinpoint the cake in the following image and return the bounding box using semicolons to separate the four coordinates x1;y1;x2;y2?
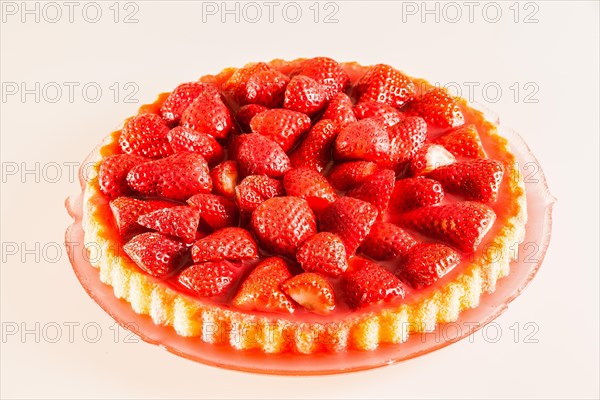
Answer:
75;58;527;354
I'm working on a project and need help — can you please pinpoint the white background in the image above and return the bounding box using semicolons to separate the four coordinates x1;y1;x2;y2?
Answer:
1;1;599;398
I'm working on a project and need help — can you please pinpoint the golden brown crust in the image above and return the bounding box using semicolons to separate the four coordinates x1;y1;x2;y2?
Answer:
81;63;527;353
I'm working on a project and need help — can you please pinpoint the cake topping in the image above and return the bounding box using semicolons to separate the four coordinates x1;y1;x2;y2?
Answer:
98;58;509;315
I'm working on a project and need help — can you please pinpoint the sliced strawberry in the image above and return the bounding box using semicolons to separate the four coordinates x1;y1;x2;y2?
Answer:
232;257;296;313
236;104;268;132
210;160;239;198
123;232;186;278
434;124;486;158
321;93;357;129
98;154;147;198
405;88;464;128
109;197;178;237
342;257;405;309
398;243;461;289
178;261;236;297
160;82;220;125
283;167;338;215
359;222;417;261
235;175;284;214
118;113;172;159
283;75;327;117
334;119;390;162
427;159;504;203
408;143;456;176
167;126;224;166
223;62;271;98
224;62;288;107
347;169;395;214
191;227;258;263
244;69;290;108
180;92;233;139
294;57;349;100
354;101;404;128
281;272;336;315
249;109;312;152
251;196;317;257
137;205;200;242
390;177;444;212
327;161;378;191
385;116;428;165
354;64;416;108
187;193;239;230
231;133;291;178
126;152;212;201
289;119;337;172
296;232;348;277
319;197;378;255
397;202;496;253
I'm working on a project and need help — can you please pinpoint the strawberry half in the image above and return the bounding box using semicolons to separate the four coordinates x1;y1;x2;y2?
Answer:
249;109;312;152
223;62;271;103
236;104;268;132
283;75;327;117
289;119;337;172
160;82;220;125
334;119;390;162
224;63;289;107
321;93;357;129
385;116;428;165
397;202;496;253
232;257;296;313
187;193;239;231
434;124;486;158
390;177;444;212
167;126;224;166
119;113;172;159
319;197;378;255
294;57;350;100
398;243;461;289
98;154;147;198
126;152;212;201
109;197;178;237
342;257;405;309
354;101;404;128
180;92;233;139
347;169;395;214
178;261;237;297
426;159;504;203
231;133;291;178
244;69;290;108
408;144;456;176
354;64;416;108
281;272;336;315
210;160;239;198
251;196;317;257
137;205;200;243
405;88;464;128
235;175;284;214
123;232;187;278
296;232;348;277
191;227;258;263
327;161;378;191
359;222;417;261
283;167;338;215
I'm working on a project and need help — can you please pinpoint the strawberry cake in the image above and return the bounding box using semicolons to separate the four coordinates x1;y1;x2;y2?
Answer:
76;58;527;354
